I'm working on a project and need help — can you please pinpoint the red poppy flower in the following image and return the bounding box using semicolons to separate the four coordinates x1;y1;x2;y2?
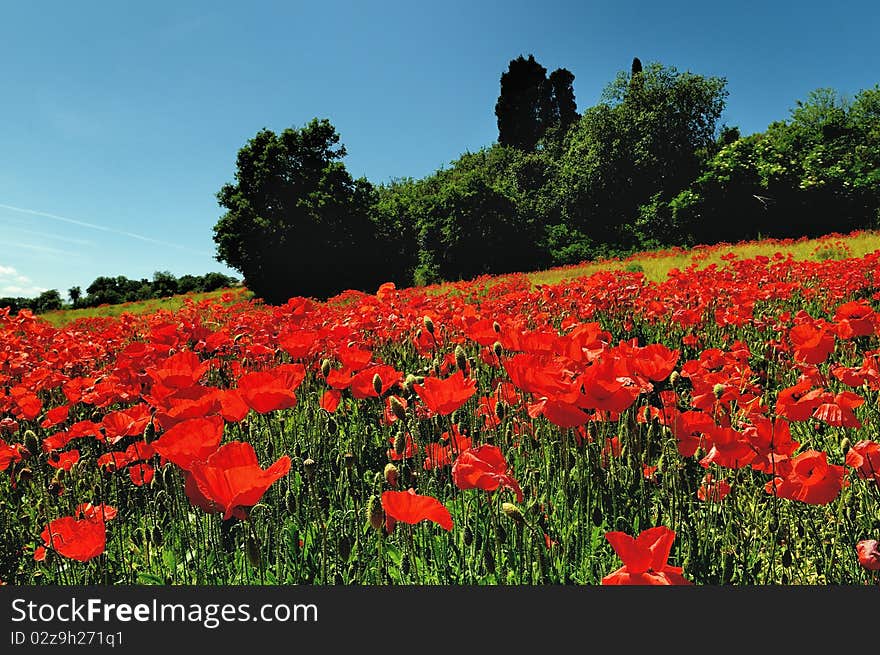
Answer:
40;404;70;429
147;350;211;389
414;370;477;416
380;488;453;531
452;445;524;502
776;380;825;422
601;526;691;585
349;364;402;399
236;364;305;414
129;463;154;486
186;441;291;520
789;322;835;365
856;539;880;571
845;440;880;484
152;415;224;471
834;300;875;338
47;450;79;471
38;516;106;562
697;473;731;502
744;416;799;474
812;391;864;429
75;503;118;522
0;440;23;472
101;404;152;444
699;426;756;470
765;450;845;505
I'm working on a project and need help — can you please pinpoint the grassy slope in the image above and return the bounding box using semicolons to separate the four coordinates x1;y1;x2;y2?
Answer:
36;230;880;326
39;287;252;327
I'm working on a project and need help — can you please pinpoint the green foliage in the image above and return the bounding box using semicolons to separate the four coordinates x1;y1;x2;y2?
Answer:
675;85;880;243
213;118;382;303
495;54;580;152
554;62;728;255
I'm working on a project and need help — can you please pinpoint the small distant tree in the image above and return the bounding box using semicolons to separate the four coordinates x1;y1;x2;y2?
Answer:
152;270;179;298
213;118;381;303
68;286;81;308
34;289;63;313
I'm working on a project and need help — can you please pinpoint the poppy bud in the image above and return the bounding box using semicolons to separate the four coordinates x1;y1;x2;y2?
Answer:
53;467;66;482
338;536;352;561
389;396;407;421
343;452;354;469
463;526;474;546
403;374;418;394
669;371;680;385
423;316;435;335
400;552;411;575
17;467;33;485
151;526;163;547
454;345;468;373
143;421;156;441
23;430;39;456
712;383;725;399
161;464;175;490
781;549;792;568
493;321;501;333
393;429;407;456
321;358;331;378
501;502;525;525
384;463;399;488
493;341;503;359
326;416;338;435
303;458;317;481
494;400;507;421
367;495;384;532
372;373;383;396
840;437;852;455
246;534;262;567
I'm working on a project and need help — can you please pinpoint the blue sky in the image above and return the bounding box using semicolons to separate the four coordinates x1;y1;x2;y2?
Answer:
1;0;877;298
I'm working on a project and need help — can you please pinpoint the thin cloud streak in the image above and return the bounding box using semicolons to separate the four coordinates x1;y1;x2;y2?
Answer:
0;203;211;255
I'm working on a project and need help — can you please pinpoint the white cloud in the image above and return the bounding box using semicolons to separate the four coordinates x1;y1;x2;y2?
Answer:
0;264;46;297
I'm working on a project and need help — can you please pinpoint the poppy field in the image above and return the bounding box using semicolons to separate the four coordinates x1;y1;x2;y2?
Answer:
2;232;880;586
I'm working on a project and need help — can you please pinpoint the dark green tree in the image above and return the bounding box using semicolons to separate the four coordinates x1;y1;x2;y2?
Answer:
495;55;553;151
547;68;579;134
68;286;81;308
213;119;382;303
152;271;179;298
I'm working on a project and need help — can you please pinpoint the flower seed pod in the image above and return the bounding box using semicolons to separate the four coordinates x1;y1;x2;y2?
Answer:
246;534;262;567
454;345;468;372
367;495;384;532
23;430;39;456
303;458;317;481
383;463;399;489
501;502;525;525
389;396;407;421
423;315;435;335
372;373;383;396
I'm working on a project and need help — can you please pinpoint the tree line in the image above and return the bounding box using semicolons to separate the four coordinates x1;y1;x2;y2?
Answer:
1;270;239;315
215;56;879;303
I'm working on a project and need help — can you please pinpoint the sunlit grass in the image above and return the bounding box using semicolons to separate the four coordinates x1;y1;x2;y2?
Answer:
40;287;252;327
527;231;880;286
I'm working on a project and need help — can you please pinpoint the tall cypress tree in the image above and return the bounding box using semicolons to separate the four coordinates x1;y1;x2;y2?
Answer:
495;54;552;151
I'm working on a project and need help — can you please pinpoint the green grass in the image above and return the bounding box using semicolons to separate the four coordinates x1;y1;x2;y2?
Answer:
39;287;252;327
526;231;880;286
